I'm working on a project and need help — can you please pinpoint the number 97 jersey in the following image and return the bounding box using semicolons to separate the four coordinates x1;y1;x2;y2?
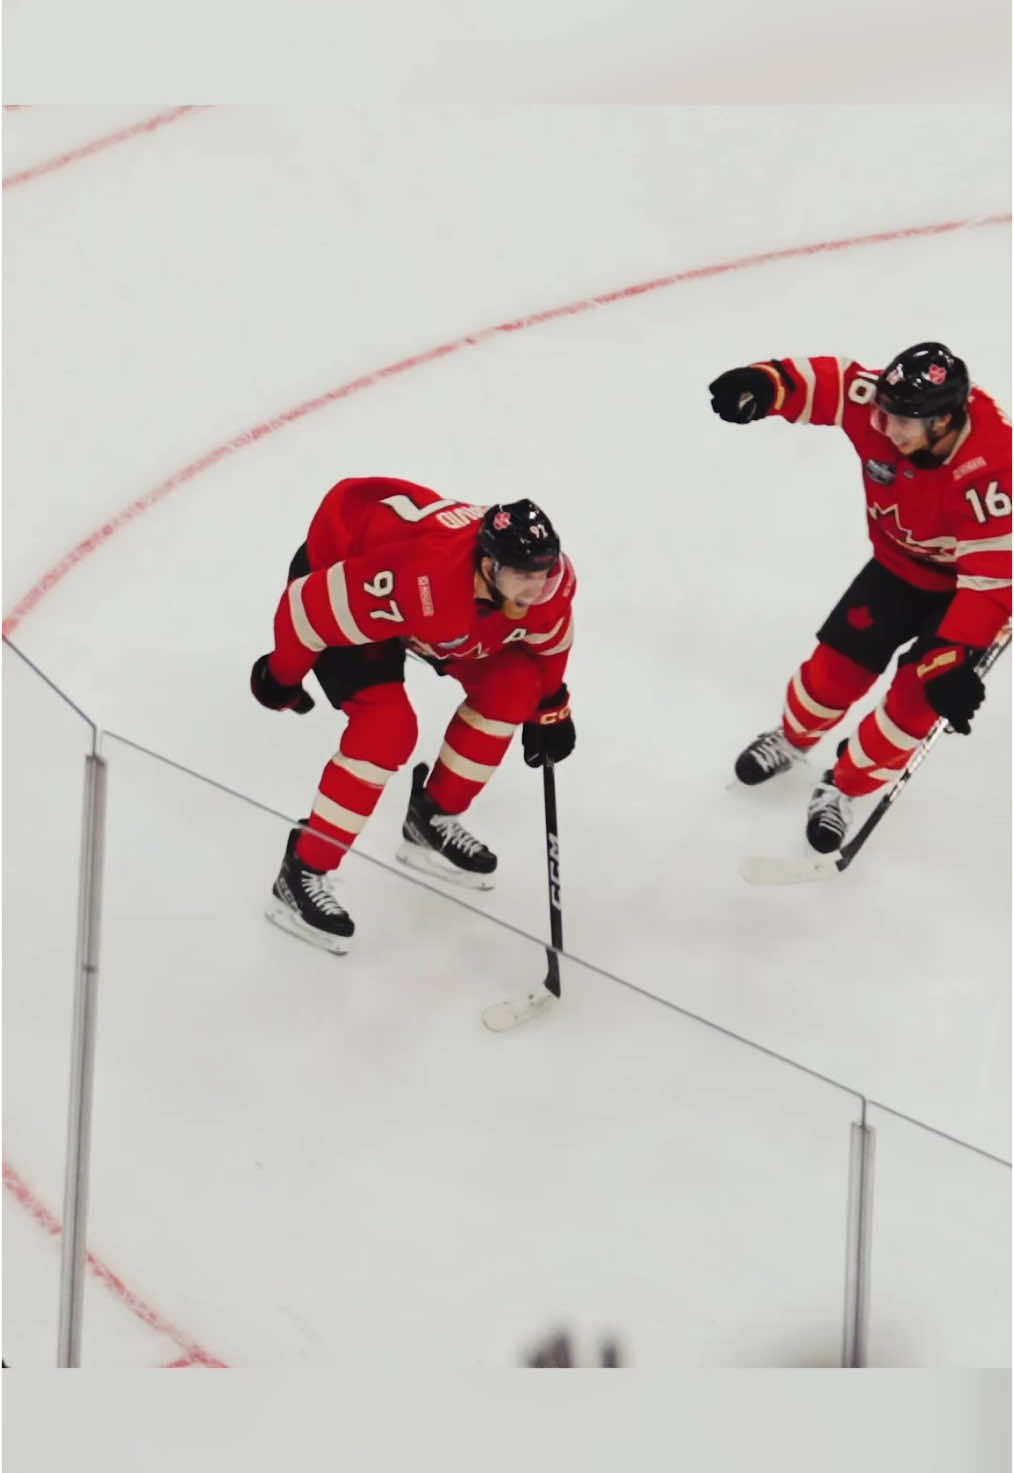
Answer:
763;356;1012;649
268;477;577;693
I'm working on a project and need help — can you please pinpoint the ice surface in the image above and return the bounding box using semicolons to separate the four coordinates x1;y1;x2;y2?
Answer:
3;105;1009;1366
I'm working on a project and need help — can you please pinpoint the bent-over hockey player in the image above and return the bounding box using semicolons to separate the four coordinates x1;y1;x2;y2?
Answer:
250;478;576;949
708;341;1011;852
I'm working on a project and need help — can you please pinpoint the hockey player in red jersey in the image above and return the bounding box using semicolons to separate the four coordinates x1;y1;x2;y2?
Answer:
708;342;1011;852
250;478;576;949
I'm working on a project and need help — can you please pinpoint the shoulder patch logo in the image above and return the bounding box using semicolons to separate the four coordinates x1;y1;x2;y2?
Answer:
864;459;896;486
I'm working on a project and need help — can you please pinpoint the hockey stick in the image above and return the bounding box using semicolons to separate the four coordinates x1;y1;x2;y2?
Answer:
482;761;563;1031
740;622;1012;886
540;760;564;997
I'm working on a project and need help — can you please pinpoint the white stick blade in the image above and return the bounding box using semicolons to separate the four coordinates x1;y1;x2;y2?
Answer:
738;853;839;886
482;991;557;1032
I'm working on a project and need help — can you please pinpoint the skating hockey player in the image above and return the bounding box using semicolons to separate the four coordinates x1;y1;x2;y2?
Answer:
250;478;576;949
708;342;1011;852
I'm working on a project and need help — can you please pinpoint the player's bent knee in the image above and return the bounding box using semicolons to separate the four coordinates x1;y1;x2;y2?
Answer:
805;642;878;704
341;682;419;768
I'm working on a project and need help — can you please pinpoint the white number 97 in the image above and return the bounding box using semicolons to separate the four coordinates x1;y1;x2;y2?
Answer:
364;571;395;598
363;569;404;622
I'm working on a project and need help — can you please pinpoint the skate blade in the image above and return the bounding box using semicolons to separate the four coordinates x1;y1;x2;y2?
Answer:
395;840;496;892
265;900;351;955
482;990;557;1032
738;853;840;885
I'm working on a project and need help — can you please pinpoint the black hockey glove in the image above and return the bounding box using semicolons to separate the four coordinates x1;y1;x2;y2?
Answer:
522;685;575;768
915;642;985;735
250;654;315;714
707;361;796;423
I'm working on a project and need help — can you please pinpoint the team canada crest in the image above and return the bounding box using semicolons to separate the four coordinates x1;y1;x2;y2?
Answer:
493;511;511;530
927;363;947;385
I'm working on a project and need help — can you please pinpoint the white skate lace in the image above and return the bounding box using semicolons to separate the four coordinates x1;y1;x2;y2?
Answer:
809;781;851;839
300;869;347;916
430;813;485;858
751;730;793;773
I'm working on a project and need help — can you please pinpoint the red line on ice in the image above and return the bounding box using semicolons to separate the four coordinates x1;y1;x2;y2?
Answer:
3;212;1008;639
3;1162;228;1367
2;105;208;190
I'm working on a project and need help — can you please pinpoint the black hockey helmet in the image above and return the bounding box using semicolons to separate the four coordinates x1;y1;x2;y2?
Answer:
478;500;561;572
874;342;970;421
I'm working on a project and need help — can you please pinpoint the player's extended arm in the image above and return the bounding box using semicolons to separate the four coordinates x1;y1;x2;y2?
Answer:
708;360;799;423
709;356;862;428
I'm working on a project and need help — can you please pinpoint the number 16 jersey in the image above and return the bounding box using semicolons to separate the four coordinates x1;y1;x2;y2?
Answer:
754;356;1011;648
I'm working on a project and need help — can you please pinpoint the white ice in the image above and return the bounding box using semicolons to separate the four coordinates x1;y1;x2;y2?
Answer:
3;105;1010;1368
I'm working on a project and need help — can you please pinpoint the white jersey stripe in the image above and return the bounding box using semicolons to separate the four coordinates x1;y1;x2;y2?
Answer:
328;754;396;787
457;704;518;740
793;358;817;425
833;358;852;426
326;563;371;645
524;619;565;646
846;731;877;769
790;672;845;722
956;574;1012;591
287;578;327;654
954;534;1012;557
437;742;498;785
872;706;921;753
536;618;574;657
311;793;370;834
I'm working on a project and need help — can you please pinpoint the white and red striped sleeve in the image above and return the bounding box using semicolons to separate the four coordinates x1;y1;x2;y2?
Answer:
268;551;418;685
754;355;860;427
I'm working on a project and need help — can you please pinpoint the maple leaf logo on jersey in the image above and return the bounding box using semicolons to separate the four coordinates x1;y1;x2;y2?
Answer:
867;502;957;564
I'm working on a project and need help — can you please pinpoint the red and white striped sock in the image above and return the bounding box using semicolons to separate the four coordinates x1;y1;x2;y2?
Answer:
782;643;876;750
426;701;519;814
833;665;935;798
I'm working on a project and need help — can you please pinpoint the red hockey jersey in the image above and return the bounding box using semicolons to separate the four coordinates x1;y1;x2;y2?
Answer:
755;356;1012;648
268;477;575;694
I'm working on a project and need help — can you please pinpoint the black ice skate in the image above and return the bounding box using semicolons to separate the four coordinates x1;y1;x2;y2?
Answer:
805;770;853;854
734;727;804;785
396;762;497;890
266;821;354;954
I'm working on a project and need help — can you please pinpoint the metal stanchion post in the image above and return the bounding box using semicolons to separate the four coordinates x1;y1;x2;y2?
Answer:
56;747;108;1367
842;1102;875;1368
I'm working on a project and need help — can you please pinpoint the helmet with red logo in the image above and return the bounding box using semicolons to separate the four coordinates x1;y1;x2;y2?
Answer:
874;342;970;420
479;500;561;572
478;500;564;608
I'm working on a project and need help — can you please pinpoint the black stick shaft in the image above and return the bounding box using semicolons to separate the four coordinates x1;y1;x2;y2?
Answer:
542;761;563;997
837;622;1011;872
